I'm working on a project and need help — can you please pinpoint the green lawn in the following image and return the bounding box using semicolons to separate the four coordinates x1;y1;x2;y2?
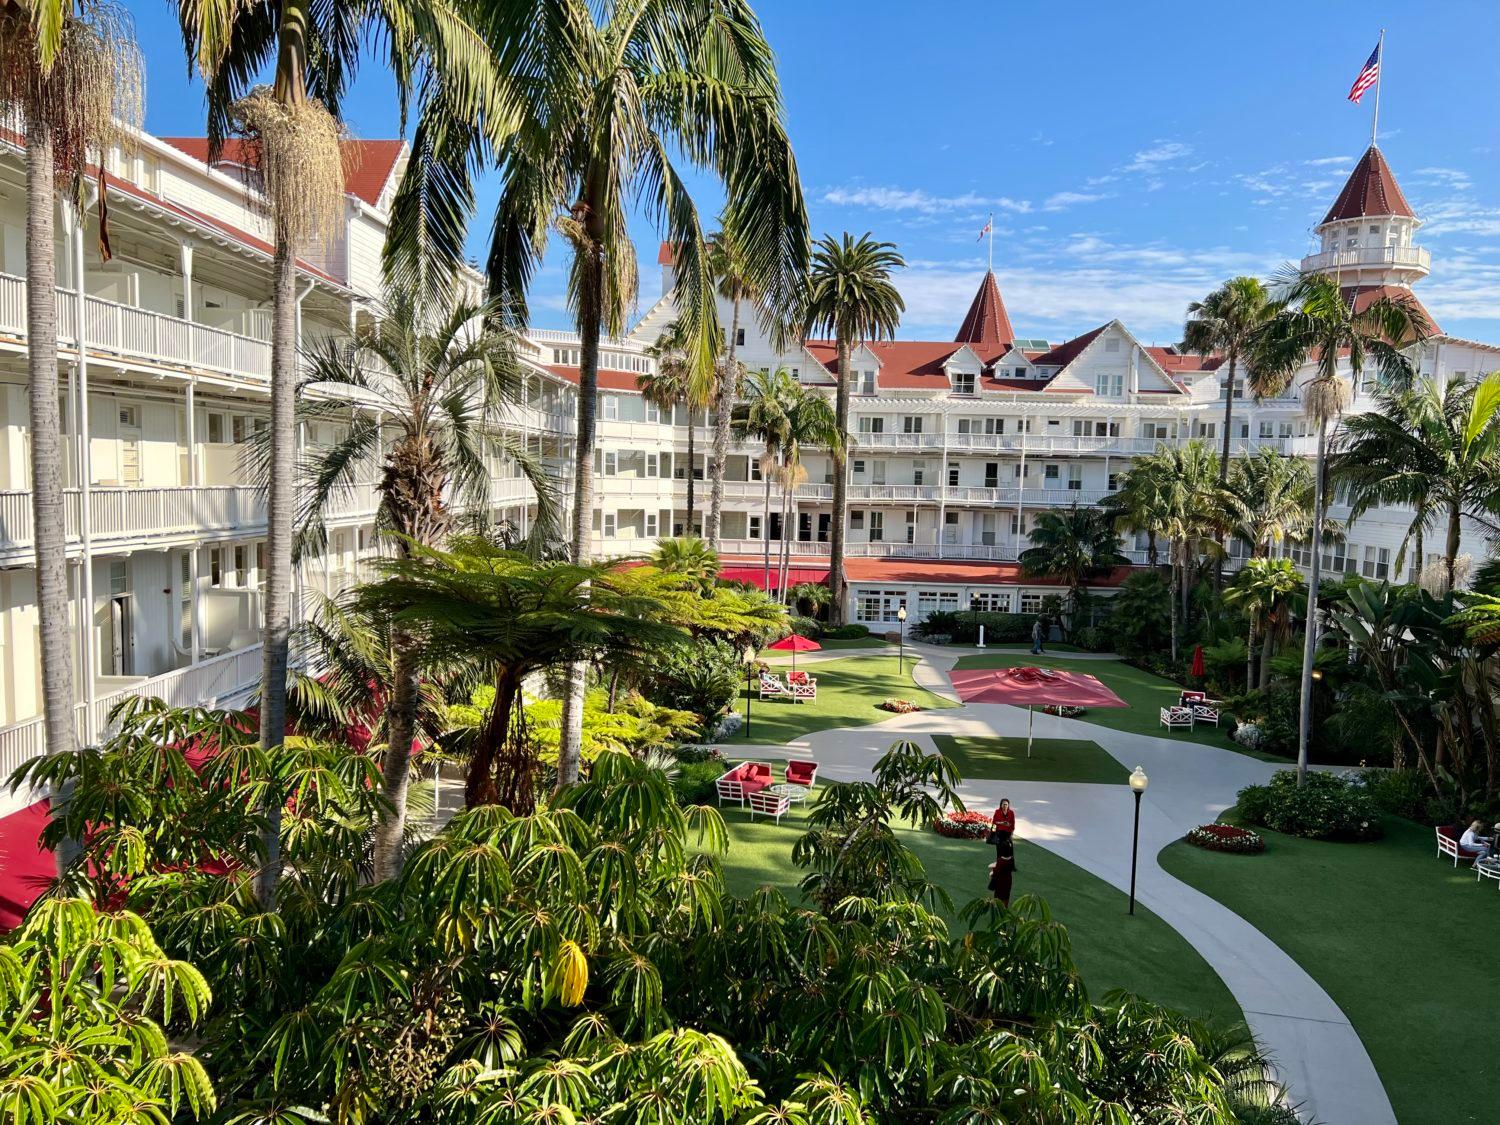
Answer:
1160;814;1500;1125
716;799;1241;1024
950;653;1279;759
728;654;956;745
930;733;1128;785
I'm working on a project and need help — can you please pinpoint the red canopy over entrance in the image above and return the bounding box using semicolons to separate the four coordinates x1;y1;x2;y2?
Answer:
719;566;829;592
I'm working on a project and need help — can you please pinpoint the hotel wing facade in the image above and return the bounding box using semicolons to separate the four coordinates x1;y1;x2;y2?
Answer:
0;128;1493;799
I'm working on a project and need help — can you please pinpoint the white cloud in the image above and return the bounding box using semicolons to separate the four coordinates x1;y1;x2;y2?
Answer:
1303;155;1354;167
820;185;1031;214
1042;191;1107;211
1412;166;1475;192
1123;141;1192;174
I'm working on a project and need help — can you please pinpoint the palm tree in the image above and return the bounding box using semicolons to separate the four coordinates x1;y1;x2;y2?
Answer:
1224;557;1305;690
1133;441;1225;663
1183;276;1273;480
1102;453;1171;569
776;382;840;600
734;367;796;591
642;320;709;534
483;3;806;787
1;3;140;774
654;535;720;595
1334;372;1500;593
355;538;688;811
1018;504;1129;637
1253;271;1428;781
706;229;759;548
179;0;504;907
1227;447;1315;558
285;287;555;879
801;233;905;624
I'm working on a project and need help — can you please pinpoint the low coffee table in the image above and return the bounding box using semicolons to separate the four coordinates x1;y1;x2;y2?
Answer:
1476;857;1500;889
768;782;810;804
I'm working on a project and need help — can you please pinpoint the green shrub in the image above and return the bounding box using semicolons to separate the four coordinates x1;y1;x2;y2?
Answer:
914;610;1032;644
788;615;823;639
1236;770;1383;841
1107;571;1171;657
822;623;870;640
1072;625;1110;652
673;744;723;765
671;759;728;805
646;637;743;724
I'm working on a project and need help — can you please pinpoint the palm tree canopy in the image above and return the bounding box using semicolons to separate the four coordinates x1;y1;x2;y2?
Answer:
801;232;906;348
1224;557;1306;629
484;0;807;373
782;381;842;463
1019;504;1130;585
1227;447;1315;554
1183;276;1270;362
733;366;797;453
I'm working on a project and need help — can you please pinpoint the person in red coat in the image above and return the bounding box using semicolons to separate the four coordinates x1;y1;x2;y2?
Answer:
991;799;1015;834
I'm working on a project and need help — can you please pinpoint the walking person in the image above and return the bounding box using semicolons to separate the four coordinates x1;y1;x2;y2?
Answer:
988;832;1016;906
1030;616;1046;656
991;798;1015;840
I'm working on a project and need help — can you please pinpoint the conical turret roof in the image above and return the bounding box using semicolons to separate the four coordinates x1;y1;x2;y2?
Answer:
1321;146;1416;225
954;271;1016;348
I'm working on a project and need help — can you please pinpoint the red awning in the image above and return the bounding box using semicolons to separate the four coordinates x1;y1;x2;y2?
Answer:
719;566;830;591
0;800;54;930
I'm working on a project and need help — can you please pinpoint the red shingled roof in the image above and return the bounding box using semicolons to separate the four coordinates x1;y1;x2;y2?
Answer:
1341;284;1441;336
658;242;680;266
161;137;407;208
954;271;1015;348
1321;146;1415;225
1027;325;1109;369
1148;348;1224;374
805;340;1011;391
540;364;646;392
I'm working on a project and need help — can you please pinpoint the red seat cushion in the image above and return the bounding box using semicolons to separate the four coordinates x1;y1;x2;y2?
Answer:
786;762;815;784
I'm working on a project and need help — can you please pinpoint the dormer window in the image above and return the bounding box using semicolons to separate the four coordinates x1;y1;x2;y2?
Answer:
857;370;876;395
951;371;976;396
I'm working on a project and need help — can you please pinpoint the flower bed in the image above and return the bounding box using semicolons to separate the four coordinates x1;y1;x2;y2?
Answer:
933;810;993;840
879;698;922;714
1186;823;1265;854
1039;704;1085;718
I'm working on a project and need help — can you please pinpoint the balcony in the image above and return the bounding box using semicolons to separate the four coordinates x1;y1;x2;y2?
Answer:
1297;245;1429;275
0;486;272;560
0;271;273;382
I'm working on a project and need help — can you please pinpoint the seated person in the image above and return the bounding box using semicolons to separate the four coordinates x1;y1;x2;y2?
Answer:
1459;820;1494;860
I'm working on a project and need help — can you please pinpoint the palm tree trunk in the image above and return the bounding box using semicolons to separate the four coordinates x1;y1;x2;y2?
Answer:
778;476;793;603
25;110;76;779
372;632;419;881
1412;525;1425;585
761;443;774;590
1259;623;1275;692
1245;617;1257;693
1296;416;1330;785
706;299;739;549
1212;352;1237;600
828;341;852;625
685;404;697;535
1444;502;1462;594
1169;545;1180;665
557;227;604;789
1146;530;1158;570
254;235;299;909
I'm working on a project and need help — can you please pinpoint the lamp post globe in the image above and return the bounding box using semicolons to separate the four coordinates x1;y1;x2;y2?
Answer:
897;604;908;673
1129;766;1149;793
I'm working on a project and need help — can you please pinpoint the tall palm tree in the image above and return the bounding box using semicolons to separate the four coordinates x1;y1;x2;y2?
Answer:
1334;372;1500;593
1252;270;1428;783
1224;557;1305;690
285;288;555;879
1183;276;1273;480
179;0;505;906
776;382;840;600
1135;441;1225;663
706;229;758;548
642;320;708;534
1227;447;1315;558
1102;452;1171;569
1018;504;1129;637
734;367;796;591
801;233;905;624
1;2;140;773
483;1;806;787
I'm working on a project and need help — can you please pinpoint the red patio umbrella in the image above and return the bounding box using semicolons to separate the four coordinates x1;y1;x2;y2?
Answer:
767;633;821;676
947;665;1129;756
1191;644;1206;679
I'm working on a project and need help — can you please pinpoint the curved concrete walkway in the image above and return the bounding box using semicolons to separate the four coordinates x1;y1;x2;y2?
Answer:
732;643;1394;1125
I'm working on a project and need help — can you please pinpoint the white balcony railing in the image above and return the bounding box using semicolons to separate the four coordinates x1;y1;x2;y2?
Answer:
0;643;264;782
0;486;268;554
0;271;272;382
1298;245;1430;275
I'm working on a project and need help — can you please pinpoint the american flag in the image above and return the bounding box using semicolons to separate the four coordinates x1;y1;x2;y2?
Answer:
1347;43;1381;104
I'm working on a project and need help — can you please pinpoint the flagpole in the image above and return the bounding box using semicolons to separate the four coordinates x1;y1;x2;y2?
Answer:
987;212;994;274
1371;28;1385;146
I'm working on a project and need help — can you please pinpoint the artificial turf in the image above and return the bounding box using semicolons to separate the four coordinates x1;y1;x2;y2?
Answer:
930;733;1128;785
1159;813;1500;1125
715;798;1242;1025
727;654;956;745
949;653;1281;759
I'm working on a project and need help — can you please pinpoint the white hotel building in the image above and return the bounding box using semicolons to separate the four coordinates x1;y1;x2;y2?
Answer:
0;126;1493;787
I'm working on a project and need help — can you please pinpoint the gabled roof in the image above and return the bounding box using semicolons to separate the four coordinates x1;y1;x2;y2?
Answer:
1321;146;1416;225
1341;284;1441;336
805;340;1010;390
954;271;1015;348
1026;324;1109;369
160;137;408;208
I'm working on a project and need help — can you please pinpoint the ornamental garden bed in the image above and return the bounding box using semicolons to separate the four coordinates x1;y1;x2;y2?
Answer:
879;698;922;714
933;810;993;840
1186;823;1265;854
1039;704;1085;718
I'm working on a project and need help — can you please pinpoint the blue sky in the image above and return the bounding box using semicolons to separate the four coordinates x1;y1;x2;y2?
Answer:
131;0;1499;344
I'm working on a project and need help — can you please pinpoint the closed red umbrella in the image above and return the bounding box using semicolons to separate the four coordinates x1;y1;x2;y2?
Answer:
1191;644;1206;679
947;665;1129;757
768;633;821;675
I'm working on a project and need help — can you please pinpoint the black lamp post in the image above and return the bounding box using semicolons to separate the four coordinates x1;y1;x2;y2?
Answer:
897;604;907;674
1127;766;1149;915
